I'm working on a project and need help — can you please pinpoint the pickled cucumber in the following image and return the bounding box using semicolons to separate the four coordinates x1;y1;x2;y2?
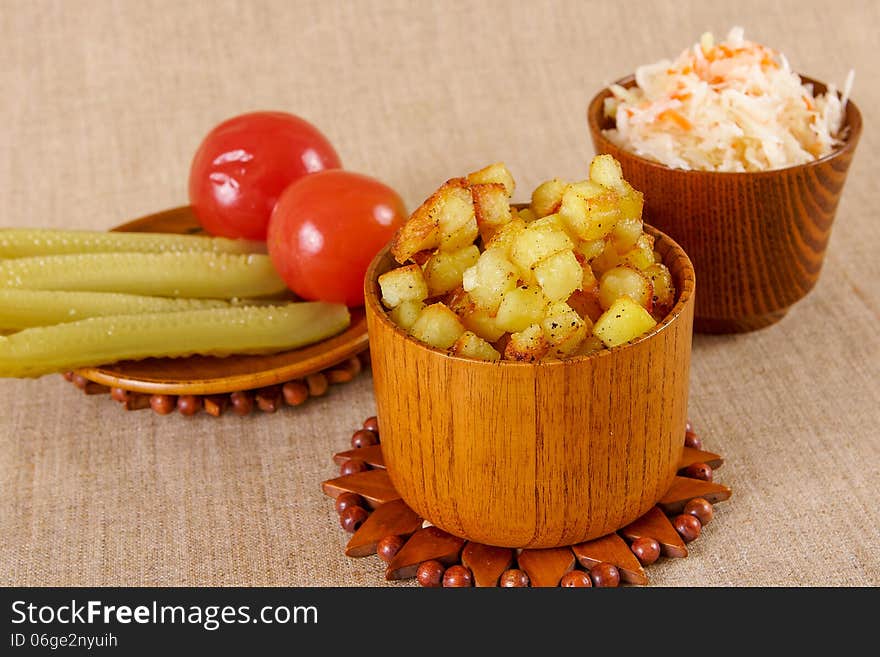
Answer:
0;290;236;329
0;228;264;258
0;302;350;378
0;252;287;298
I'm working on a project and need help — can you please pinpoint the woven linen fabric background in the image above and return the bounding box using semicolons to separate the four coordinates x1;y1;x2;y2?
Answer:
1;0;878;587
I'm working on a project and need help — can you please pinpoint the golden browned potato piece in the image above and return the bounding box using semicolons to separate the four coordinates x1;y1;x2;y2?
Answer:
472;183;512;243
389;299;425;330
467;162;515;196
390;178;468;263
645;263;675;315
533;249;582;302
504;323;550;362
409;303;466;349
495;285;549;333
461;248;519;314
593;296;657;348
378;263;429;308
531;178;568;218
598;266;654;311
423;245;480;297
452;331;501;361
542;302;590;357
589;154;627;194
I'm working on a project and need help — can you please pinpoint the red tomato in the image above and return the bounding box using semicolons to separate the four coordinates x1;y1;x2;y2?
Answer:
189;111;341;240
267;170;406;306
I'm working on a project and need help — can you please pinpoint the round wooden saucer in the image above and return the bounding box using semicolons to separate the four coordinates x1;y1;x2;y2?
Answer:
322;420;731;587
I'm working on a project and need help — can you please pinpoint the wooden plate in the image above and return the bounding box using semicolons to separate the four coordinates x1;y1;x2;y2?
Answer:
75;206;368;395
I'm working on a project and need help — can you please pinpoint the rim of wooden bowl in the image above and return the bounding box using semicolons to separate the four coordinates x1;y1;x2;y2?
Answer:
364;223;695;367
587;74;863;177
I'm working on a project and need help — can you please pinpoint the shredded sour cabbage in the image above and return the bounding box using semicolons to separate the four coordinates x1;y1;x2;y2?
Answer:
603;27;854;172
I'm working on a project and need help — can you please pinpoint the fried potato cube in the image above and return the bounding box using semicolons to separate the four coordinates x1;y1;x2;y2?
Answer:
534;249;582;302
495;285;549;333
452;331;501;361
531;178;568;218
611;217;643;254
467;162;515;197
567;288;604;323
589;241;622;276
472;183;513;243
598;266;654;311
644;263;675;313
574;238;607;262
567;180;606;198
593;296;658;348
378;264;429;308
409;302;465;349
504;323;550;362
510;223;573;276
391;179;470;263
559;187;620;241
438;185;479;252
517;208;537;223
388;300;425;330
581;260;598;290
484;217;526;256
423;245;480;297
589;154;627;194
542;302;590;357
618;186;644;222
618;233;656;270
462;248;519;314
461;307;506;342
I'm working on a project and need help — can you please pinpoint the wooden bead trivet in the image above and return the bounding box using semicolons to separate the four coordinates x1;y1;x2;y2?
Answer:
322;418;731;587
61;350;371;417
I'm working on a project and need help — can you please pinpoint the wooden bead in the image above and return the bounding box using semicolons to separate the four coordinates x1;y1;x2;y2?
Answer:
203;395;228;417
71;373;89;390
177;395;202;416
684;498;714;525
62;371;74;382
326;368;354;384
673;514;702;543
630;537;661;565
442;565;473;588
230;391;253;416
376;535;405;564
256;386;281;413
123;393;151;411
340;459;369;476
340;506;369;533
499;569;530;587
282;381;309;406
416;560;445;587
560;570;592;587
363;416;380;434
684;430;702;450
110;387;129;403
685;420;694;434
351;429;379;449
589;562;620;588
683;462;713;482
306;372;328;397
334;492;364;515
150;394;176;415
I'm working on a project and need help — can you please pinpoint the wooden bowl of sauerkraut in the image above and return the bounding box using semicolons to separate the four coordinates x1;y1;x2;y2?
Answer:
587;29;862;333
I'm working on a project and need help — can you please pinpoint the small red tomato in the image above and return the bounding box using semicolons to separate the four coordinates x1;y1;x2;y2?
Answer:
267;170;406;306
189;111;341;240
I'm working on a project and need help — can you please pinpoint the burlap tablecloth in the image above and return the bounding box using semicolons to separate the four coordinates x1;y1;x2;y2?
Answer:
1;0;877;587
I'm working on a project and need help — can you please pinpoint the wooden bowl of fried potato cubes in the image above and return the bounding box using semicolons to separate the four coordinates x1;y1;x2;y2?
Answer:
364;156;696;548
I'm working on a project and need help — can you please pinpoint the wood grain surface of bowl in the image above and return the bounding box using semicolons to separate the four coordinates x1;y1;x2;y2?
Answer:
588;75;861;333
364;226;695;549
75;206;368;395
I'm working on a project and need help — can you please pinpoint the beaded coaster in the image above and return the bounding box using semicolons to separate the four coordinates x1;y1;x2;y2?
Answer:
63;350;371;416
322;419;731;587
